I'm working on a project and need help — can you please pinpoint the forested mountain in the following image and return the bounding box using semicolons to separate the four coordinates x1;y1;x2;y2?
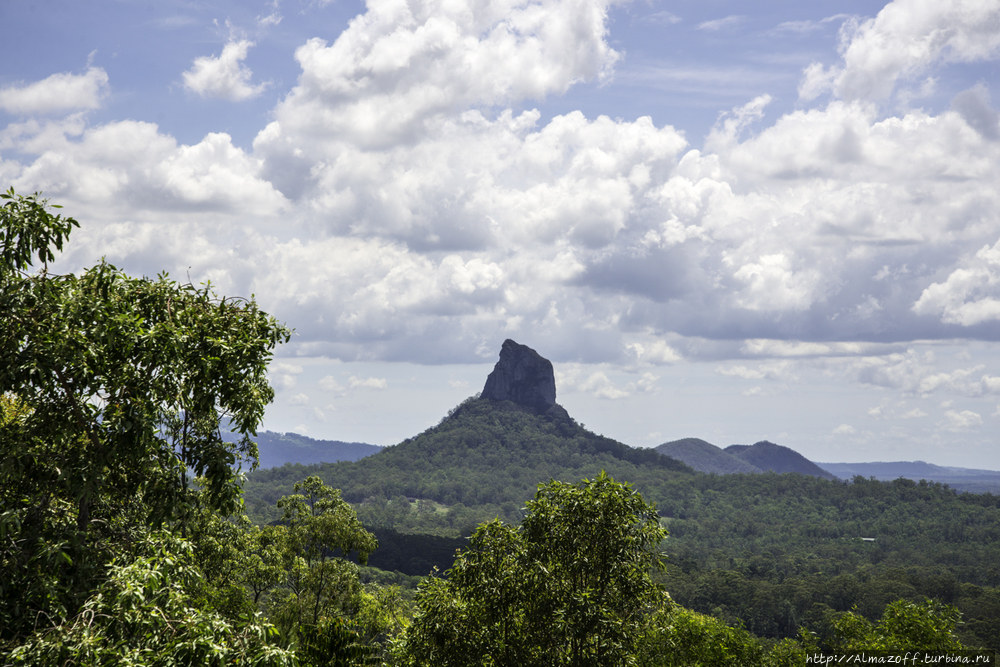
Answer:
243;395;692;524
725;441;837;480
656;437;763;474
222;429;381;469
239;341;1000;650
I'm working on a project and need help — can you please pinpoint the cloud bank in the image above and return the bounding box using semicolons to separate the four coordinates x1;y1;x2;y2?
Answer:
3;0;1000;378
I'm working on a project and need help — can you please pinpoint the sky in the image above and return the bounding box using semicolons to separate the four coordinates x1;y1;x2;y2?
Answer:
2;0;1000;468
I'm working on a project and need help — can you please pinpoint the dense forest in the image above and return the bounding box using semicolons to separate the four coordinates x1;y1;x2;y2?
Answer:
244;398;1000;651
1;191;991;664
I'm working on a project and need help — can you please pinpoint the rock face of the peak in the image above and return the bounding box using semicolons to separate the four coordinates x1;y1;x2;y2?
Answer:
481;340;556;411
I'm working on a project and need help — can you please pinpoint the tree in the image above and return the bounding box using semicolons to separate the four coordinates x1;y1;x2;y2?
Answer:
0;189;289;643
829;598;965;652
396;471;667;667
272;477;378;632
636;595;768;667
6;531;296;667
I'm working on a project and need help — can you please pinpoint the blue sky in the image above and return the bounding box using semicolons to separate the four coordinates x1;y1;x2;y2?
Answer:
3;0;1000;467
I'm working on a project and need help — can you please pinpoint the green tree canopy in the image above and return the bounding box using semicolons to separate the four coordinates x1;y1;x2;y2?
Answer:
0;189;290;643
396;471;666;667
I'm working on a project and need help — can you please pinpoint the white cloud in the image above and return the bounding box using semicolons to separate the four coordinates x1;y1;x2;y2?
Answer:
319;376;346;393
800;0;1000;102
952;83;1000;141
626;340;681;365
183;39;269;101
644;11;681;26
288;392;310;405
0;67;109;114
579;371;630;399
349;376;388;390
867;400;928;420
847;351;1000;397
941;409;982;431
696;15;745;31
7;120;287;217
270;362;303;390
913;237;1000;326
717;361;795;382
264;0;623;150
6;0;1000;380
832;424;856;435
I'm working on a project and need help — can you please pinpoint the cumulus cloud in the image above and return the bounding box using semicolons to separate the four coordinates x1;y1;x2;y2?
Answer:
263;0;623;150
0;67;109;114
288;392;310;405
800;0;1000;102
913;238;1000;326
941;409;982;431
349;376;388;390
5;0;1000;379
867;400;928;420
269;362;303;390
7;119;287;216
183;39;269;101
952;83;1000;140
847;350;1000;397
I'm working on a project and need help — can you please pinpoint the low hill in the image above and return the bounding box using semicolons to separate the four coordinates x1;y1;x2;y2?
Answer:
223;430;382;469
725;441;837;480
656;438;762;474
818;460;1000;494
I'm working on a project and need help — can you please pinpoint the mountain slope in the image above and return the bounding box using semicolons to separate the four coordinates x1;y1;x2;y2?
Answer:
725;441;836;480
243;396;693;513
656;438;763;474
224;430;382;469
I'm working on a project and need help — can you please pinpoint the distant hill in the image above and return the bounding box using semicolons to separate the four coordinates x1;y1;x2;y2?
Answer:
725;441;837;480
223;430;382;470
656;438;763;474
817;460;1000;494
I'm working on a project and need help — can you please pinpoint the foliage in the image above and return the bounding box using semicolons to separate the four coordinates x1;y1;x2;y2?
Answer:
0;189;288;647
829;598;964;652
242;397;692;520
636;594;767;667
270;476;378;633
7;531;295;667
395;472;666;667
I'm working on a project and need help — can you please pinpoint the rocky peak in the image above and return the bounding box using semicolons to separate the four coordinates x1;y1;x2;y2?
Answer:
481;340;556;411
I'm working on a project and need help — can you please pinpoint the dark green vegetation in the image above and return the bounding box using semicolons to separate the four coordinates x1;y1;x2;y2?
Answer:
242;397;692;524
658;438;835;479
0;191;988;664
723;441;836;480
247;396;1000;652
656;437;763;474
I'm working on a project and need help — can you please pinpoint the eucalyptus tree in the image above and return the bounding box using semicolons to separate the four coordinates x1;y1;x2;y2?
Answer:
396;472;667;667
0;189;290;643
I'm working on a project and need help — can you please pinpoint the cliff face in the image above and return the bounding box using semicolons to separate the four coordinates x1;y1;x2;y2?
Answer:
481;339;557;412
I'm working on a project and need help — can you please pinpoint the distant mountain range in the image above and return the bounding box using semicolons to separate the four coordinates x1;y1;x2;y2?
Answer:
242;341;1000;495
656;438;837;480
816;461;1000;494
655;437;1000;493
222;430;382;470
